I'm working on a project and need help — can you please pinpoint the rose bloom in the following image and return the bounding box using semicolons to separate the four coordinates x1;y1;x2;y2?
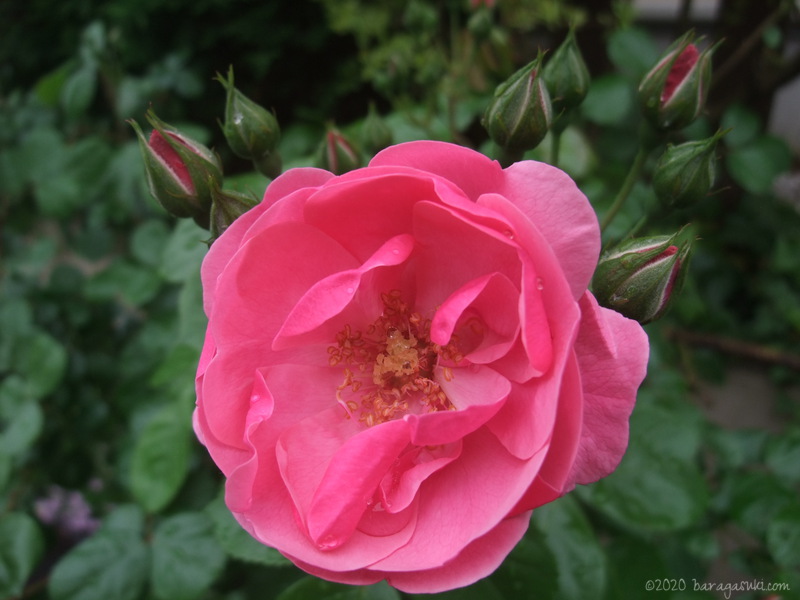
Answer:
195;141;648;592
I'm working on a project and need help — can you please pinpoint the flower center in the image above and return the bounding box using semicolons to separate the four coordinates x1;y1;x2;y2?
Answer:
328;290;461;427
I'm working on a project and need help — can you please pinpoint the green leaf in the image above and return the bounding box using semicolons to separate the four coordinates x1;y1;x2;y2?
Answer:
581;75;634;126
607;27;660;79
84;259;163;307
533;495;607;600
725;471;796;536
767;505;800;568
206;493;292;567
726;135;792;195
0;512;45;598
765;427;800;484
35;61;74;106
0;376;44;456
277;578;400;600
578;395;709;532
61;64;97;120
129;402;192;513
11;330;67;399
493;529;558;600
151;512;226;600
131;220;171;267
49;528;149;600
409;579;503;600
159;220;209;283
720;104;761;148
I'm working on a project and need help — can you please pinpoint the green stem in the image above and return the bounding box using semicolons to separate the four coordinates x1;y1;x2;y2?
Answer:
550;131;562;168
498;147;525;168
600;147;648;233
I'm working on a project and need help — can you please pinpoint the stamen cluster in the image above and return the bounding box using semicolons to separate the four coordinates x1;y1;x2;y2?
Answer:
328;290;461;426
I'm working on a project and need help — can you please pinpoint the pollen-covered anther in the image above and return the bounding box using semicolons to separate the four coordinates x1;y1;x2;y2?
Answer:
329;291;459;426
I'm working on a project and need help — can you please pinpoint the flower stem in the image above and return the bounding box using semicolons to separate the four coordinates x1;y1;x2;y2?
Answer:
600;146;648;233
550;131;562;168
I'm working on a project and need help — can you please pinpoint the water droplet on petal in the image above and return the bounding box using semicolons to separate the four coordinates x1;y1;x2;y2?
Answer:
536;277;544;290
346;287;354;294
391;248;400;255
503;229;515;239
316;534;341;550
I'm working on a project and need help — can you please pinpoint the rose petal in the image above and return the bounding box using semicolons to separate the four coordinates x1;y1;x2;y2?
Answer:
370;141;504;202
377;442;462;514
430;272;520;364
305;419;412;550
499;160;600;299
509;351;584;514
274;234;415;347
567;292;649;485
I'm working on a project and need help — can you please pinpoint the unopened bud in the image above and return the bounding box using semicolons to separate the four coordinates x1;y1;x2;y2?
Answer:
543;29;590;117
593;228;693;324
483;53;552;152
209;179;259;241
316;127;362;175
653;131;724;209
129;110;222;228
639;32;715;131
216;67;280;162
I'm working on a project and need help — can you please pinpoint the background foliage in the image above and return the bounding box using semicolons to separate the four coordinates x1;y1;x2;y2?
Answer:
2;1;800;599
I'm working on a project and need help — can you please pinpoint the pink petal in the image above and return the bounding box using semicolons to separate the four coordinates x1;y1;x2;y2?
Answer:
303;170;435;262
274;234;415;347
498;160;600;299
385;511;531;593
285;510;531;592
404;365;510;447
305;419;412;550
509;352;584;514
377;443;462;514
370;141;504;202
411;201;520;316
430;272;520;364
201;168;332;315
567;292;649;485
369;427;545;571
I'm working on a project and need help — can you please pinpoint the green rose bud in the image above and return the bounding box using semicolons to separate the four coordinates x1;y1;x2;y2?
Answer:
638;31;715;131
543;29;591;117
209;179;259;241
653;131;725;209
129;109;222;229
482;53;553;152
316;127;362;175
593;229;693;324
216;67;281;162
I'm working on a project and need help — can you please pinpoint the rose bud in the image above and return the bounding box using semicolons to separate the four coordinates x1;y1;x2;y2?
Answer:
209;179;259;241
361;103;394;157
593;229;693;324
315;127;362;175
653;131;724;209
216;67;281;162
129;110;222;229
543;29;591;118
483;53;553;152
638;31;714;131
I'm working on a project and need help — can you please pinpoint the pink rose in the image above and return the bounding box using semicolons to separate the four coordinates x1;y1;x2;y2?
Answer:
194;141;648;592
